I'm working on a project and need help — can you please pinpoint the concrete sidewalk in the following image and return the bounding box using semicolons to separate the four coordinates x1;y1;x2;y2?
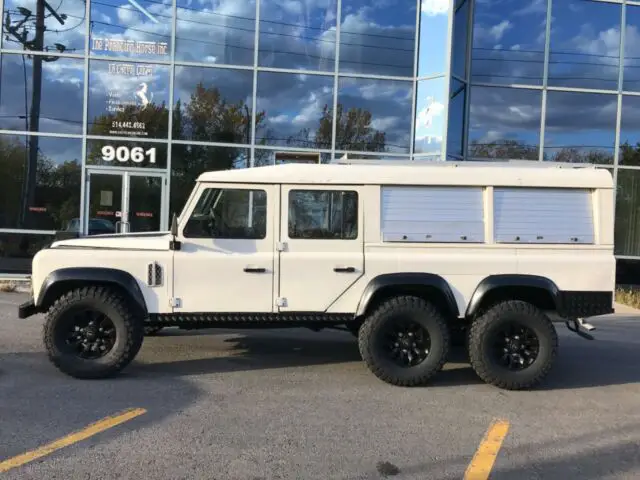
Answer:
614;302;640;316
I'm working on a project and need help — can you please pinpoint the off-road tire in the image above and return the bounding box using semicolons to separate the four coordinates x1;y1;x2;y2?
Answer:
467;300;558;390
144;326;164;336
358;295;450;387
43;286;145;379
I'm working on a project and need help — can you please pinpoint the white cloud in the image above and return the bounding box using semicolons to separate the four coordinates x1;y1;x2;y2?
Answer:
421;0;449;16
490;20;512;42
416;99;445;129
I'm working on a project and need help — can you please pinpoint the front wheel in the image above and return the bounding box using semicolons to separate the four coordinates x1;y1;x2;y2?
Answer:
467;300;558;390
358;295;450;387
42;286;145;379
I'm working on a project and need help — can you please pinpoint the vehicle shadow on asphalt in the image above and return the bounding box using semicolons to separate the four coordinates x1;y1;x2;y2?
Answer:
0;350;204;462
130;324;640;391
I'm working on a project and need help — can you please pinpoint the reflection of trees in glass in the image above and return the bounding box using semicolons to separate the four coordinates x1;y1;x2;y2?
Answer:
468;139;614;164
619;142;640;167
281;104;386;153
614;169;640;256
0;136;81;230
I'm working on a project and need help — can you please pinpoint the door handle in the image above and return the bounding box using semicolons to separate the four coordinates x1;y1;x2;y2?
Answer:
244;267;266;273
334;266;356;273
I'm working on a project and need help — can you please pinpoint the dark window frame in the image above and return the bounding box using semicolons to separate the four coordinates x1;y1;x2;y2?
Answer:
287;189;359;240
183;186;267;240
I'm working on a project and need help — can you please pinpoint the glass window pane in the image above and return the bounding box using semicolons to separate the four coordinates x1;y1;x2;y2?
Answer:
86;139;167;169
175;0;256;66
543;90;616;164
451;0;469;78
548;0;621;91
184;188;267;239
255;72;334;148
619;95;640;166
471;0;547;85
339;0;416;77
0;232;55;274
624;5;640;92
467;86;541;160
417;0;450;77
90;0;172;61
446;86;465;158
336;77;413;153
0;134;81;231
414;76;446;156
173;66;253;144
2;0;86;53
170;145;249;216
288;190;358;240
0;54;84;135
258;0;337;71
87;60;170;139
615;169;640;256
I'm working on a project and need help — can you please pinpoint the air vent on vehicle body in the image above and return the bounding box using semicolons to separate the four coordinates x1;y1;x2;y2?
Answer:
147;261;163;287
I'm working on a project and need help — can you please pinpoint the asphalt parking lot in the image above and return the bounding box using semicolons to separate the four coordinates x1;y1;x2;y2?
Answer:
1;291;640;480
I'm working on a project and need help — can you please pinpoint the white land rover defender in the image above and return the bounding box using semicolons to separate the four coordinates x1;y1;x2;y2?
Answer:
18;160;616;390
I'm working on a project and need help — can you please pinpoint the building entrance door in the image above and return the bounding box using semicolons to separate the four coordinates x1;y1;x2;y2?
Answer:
84;170;167;235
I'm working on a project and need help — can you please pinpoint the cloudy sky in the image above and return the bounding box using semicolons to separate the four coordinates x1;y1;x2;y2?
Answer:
2;0;640;164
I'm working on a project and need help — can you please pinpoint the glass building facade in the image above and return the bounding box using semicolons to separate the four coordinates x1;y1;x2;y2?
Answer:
0;0;639;279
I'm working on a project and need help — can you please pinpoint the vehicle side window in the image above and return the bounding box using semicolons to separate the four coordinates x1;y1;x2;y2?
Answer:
288;190;358;239
183;187;267;239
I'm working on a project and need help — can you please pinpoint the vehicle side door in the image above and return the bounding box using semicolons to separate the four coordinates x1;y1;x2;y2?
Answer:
277;184;364;312
172;182;277;313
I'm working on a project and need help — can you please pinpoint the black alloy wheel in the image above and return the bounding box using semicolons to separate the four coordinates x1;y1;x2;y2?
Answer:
381;318;432;368
59;309;117;359
491;322;540;371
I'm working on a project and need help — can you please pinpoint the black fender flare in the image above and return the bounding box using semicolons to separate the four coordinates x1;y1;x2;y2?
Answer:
36;267;148;317
355;272;460;318
465;274;560;318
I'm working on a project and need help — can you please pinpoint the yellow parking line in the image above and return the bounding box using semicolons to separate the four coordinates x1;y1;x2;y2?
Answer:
464;419;510;480
0;407;146;473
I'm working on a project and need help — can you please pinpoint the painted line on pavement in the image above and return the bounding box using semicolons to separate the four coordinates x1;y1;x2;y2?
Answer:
464;418;510;480
0;407;146;473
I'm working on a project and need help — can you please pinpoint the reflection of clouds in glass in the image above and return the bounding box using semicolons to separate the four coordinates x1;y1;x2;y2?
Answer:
548;0;621;90
624;8;640;92
90;0;172;61
256;72;333;147
259;0;337;71
175;0;256;65
466;84;618;163
471;0;547;85
339;0;416;77
544;91;617;163
338;76;412;153
467;85;541;159
414;77;446;155
418;5;449;77
0;55;84;134
421;0;449;16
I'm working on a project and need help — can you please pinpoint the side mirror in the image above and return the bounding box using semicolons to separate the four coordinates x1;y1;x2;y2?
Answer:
170;212;178;237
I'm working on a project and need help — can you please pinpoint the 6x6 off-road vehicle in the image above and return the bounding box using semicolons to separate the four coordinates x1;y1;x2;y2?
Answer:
18;160;616;390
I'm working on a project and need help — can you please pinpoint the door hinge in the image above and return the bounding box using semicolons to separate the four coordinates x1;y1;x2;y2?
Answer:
276;297;287;307
276;241;287;252
170;297;181;308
